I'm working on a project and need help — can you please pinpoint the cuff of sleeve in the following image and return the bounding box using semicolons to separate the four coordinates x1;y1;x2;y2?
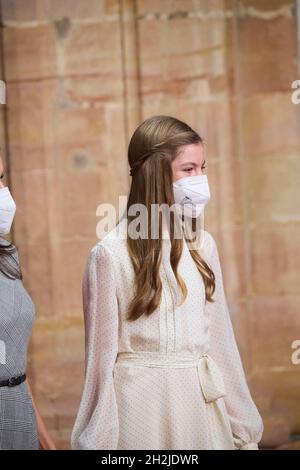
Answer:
240;442;259;450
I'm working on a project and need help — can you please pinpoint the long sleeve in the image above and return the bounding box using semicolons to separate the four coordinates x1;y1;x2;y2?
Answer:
204;231;264;450
70;244;119;449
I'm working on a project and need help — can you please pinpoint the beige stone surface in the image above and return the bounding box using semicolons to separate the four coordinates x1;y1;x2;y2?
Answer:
0;0;299;450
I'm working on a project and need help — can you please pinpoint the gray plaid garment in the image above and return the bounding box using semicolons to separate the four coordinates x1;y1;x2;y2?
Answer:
0;237;39;450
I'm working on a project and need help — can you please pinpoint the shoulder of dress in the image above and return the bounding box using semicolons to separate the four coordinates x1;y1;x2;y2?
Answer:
96;217;128;253
84;243;116;280
88;222;127;263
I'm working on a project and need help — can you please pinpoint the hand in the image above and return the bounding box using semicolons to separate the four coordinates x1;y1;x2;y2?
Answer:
26;379;57;450
39;437;57;450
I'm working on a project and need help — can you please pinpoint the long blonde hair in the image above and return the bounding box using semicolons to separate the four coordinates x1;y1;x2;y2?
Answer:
124;115;215;322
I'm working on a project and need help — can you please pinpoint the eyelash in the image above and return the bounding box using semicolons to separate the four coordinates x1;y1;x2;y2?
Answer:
184;164;206;172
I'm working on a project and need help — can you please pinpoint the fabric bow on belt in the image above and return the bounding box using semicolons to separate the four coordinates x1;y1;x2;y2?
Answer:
196;353;226;403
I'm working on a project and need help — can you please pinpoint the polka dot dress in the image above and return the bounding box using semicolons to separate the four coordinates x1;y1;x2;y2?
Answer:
70;218;263;450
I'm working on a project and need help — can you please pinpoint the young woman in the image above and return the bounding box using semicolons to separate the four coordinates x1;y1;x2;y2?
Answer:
71;115;264;450
0;155;56;450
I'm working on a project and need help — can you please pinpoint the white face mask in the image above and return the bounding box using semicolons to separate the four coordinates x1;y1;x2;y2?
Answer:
0;187;16;235
172;174;210;218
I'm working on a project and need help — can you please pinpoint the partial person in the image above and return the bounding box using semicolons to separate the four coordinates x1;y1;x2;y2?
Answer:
71;115;264;450
0;154;56;450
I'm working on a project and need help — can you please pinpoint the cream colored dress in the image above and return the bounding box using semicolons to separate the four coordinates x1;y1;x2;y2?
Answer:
71;217;263;450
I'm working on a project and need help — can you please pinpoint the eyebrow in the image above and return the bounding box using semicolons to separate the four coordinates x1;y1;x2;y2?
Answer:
180;160;206;167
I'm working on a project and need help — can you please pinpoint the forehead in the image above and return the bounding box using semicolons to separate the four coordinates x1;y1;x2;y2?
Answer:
173;143;204;165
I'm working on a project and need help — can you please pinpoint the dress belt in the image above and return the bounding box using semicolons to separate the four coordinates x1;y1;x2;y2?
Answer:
116;351;226;403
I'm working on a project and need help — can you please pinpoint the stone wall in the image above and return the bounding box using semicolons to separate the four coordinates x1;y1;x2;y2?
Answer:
0;0;299;449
